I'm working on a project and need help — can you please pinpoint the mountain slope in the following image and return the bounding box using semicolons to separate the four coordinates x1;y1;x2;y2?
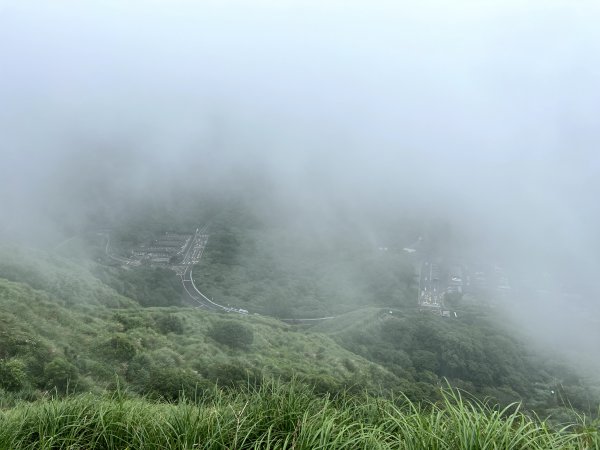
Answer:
0;246;400;402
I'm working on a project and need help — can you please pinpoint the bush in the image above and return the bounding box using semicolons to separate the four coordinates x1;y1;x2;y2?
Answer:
145;367;204;401
101;335;138;362
208;321;254;350
43;358;79;392
199;362;261;388
113;313;148;331
0;359;27;392
155;314;184;335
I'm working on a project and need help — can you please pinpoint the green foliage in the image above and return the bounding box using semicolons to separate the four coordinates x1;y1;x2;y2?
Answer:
0;245;135;308
43;358;79;393
101;335;138;362
412;350;439;372
144;367;203;401
209;320;254;349
0;326;38;360
198;361;261;388
126;349;204;400
94;266;183;307
0;275;397;404
209;227;240;265
113;312;148;331
0;380;597;449
316;308;600;414
193;225;418;318
0;359;27;392
0;238;599;422
155;314;184;335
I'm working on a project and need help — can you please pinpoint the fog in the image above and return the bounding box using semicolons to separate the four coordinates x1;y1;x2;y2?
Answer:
1;1;599;367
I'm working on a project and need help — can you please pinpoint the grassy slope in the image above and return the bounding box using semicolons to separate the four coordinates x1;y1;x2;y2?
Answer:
0;380;597;449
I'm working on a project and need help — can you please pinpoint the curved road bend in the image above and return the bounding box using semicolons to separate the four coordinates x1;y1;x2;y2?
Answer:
181;265;228;311
186;228;431;324
181;230;339;322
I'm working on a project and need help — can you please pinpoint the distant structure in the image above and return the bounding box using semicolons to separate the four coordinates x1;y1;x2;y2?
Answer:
403;236;423;254
131;232;192;266
418;261;458;318
418;261;442;313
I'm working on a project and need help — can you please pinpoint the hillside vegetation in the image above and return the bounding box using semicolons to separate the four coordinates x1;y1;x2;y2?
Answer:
0;248;397;405
0;214;599;448
316;308;600;416
193;223;417;318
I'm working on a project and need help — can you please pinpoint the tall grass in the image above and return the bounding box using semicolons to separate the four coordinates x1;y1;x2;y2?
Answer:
0;380;597;449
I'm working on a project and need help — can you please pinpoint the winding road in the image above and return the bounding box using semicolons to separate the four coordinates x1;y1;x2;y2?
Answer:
97;227;425;324
177;226;242;312
177;226;340;322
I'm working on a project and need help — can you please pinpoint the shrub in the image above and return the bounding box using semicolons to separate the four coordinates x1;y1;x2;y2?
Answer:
43;358;79;392
155;314;184;335
113;312;147;331
208;321;254;350
145;367;204;401
101;335;138;362
199;362;261;388
0;358;27;391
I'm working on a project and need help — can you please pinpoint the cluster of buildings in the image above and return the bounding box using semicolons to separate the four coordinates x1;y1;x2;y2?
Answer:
417;259;511;317
131;232;192;266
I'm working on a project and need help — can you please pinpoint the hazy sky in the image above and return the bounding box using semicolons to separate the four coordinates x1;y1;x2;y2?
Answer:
1;0;600;374
1;1;600;263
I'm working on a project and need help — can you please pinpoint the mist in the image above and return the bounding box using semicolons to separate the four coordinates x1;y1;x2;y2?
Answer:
1;1;600;370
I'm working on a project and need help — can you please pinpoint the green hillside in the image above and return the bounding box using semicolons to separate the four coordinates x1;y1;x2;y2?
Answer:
0;246;135;309
316;307;600;416
192;224;418;318
0;227;599;450
0;248;399;404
